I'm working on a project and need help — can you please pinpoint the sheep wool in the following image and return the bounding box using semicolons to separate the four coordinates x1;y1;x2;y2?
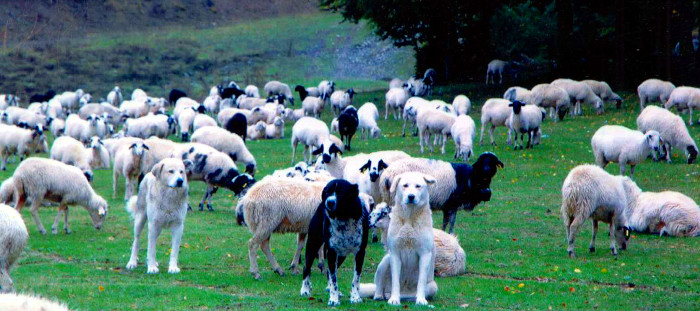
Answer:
0;293;71;311
479;98;511;146
625;190;700;237
637;105;698;164
591;125;661;176
637;78;676;109
0;203;28;293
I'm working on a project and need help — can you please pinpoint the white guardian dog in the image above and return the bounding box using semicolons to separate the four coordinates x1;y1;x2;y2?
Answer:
125;158;189;274
360;171;438;305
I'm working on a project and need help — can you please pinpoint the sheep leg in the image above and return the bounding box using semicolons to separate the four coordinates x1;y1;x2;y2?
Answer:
291;140;298;165
419;128;425;153
51;205;66;235
303;145;310;164
526;131;533;149
608;221;618;255
566;215;586;258
402;118;408;137
29;198;46;235
441;133;447;154
489;125;496;146
629;165;635;177
289;233;306;274
664;143;672;163
619;162;626;176
126;210;147;270
259;237;284;276
589;220;598;253
385;103;389;120
248;234;265;279
689;107;694;126
112;170;119;199
498;71;503;84
146;220;164;274
198;190;209;211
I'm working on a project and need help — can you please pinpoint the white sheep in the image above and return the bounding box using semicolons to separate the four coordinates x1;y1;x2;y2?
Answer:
239;96;270;110
119;99;151;118
551;78;604;116
245;85;260;98
389;78;404;89
192;113;217;132
191;126;257;174
637;105;698;164
479;98;512;146
330;89;355;116
591;125;662;177
561;164;634;257
401;96;429;137
506;100;543;150
131;88;148;101
358;102;381;139
530;83;570;121
173;97;202;120
265;116;285;139
485;59;511;84
50;136;107;182
582;80;623;109
263;81;294;105
125;114;176;140
0;293;71;310
452;95;471;115
0;203;28;292
290;117;329;164
79;103;123;126
417;108;456;154
318;80;335;100
301;96;325;118
218;108;252;126
451;115;476;161
385;84;412;120
202;94;222;114
0;124;48;171
624;190;700;237
237;177;325;279
13;158;108;235
431;99;455;114
503;86;532;103
65;114;103;143
638;78;676;109
107;86;123;106
113;140;150;200
247;121;267;141
664;86;700;125
54;89;86;112
0;177;16;204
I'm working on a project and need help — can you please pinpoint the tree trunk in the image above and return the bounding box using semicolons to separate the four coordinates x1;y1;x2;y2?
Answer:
556;0;575;77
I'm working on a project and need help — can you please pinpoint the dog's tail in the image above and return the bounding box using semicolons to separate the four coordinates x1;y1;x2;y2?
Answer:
124;196;138;219
359;283;376;299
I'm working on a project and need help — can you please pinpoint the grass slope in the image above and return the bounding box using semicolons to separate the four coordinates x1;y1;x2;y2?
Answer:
6;84;700;310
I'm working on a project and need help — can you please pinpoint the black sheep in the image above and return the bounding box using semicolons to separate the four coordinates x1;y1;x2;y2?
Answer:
29;90;56;103
295;85;309;101
224;112;248;141
337;106;359;151
221;86;245;100
169;89;187;106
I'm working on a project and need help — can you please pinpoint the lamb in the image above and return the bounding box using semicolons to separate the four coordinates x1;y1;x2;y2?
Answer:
503;86;531;103
0;124;48;170
330;89;356;116
591;125;662;176
379;153;504;233
0;203;28;293
107;86;123;106
13;158;108;235
265;116;285;139
663;86;700;125
291;117;330;164
479;98;511;146
337;106;359;150
530;83;571;121
247;121;267;141
560;165;633;258
638;78;676;109
318;80;335;100
202;94;222;115
263;81;294;106
113;141;150;200
417;108;456;154
192;113;217;132
582;80;623;109
452;95;471;116
358;102;381;139
237;177;325;279
385;84;412;120
367;203;466;277
551;78;604;116
191;126;257;175
301;96;325;118
624;190;700;237
506;100;543;150
637;105;698;164
245;85;260;98
50;136;103;182
451;115;476;161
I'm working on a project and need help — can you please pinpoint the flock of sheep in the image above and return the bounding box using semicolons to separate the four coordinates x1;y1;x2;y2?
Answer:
0;69;698;307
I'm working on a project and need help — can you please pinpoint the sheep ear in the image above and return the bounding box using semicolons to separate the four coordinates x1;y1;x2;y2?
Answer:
389;176;402;200
423;174;436;185
129;143;137;149
142;144;150;150
98;206;106;216
378;159;388;171
359;160;371;173
312;146;323;156
330;144;342;155
496;160;504;169
183;160;194;175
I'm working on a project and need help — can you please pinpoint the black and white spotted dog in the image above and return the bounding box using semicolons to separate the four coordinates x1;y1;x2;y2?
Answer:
300;179;369;306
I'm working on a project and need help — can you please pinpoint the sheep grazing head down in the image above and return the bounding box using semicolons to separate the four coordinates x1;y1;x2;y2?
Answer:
359;159;388;182
88;196;108;230
687;145;698;164
643;130;662;155
312;141;342;165
230;174;255;196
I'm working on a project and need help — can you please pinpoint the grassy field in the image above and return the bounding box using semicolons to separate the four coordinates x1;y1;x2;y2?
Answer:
5;83;700;310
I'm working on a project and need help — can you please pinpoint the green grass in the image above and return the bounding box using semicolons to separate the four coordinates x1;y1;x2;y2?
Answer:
5;83;700;310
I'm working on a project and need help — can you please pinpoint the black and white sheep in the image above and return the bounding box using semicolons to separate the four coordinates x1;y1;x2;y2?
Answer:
330;89;356;116
264;81;294;106
506;100;543;150
190;126;257;175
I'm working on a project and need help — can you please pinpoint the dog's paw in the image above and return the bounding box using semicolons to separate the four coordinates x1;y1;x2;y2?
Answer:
387;296;401;306
168;265;180;274
125;260;138;270
416;297;428;306
147;265;159;274
350;295;362;304
327;298;340;306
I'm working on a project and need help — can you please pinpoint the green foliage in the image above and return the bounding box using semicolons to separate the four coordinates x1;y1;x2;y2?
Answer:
490;1;557;61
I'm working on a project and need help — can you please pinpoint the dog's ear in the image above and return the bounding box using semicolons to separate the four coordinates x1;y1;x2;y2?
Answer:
423;174;436;185
359;160;371;173
389;176;402;200
152;162;165;178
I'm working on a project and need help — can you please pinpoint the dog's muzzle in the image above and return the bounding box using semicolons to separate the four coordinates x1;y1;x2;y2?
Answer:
325;196;337;210
174;178;184;187
406;194;416;204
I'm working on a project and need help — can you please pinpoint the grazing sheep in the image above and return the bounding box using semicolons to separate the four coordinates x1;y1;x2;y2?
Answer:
451;115;476;161
0;203;28;293
265;116;285;139
119;99;150;118
291;117;330;164
107;86;123;106
401;96;429;137
417;108;456;154
624;190;700;237
560;165;633;257
358;102;381;139
54;89;86;112
191;126;257;175
591;125;662;176
479;98;511;146
79;103;123;126
637;105;698;164
0;293;70;310
638;78;676;109
4;107;48;128
664;86;700;125
50;136;102;182
29;90;56;104
223;112;248;141
582;80;623;109
0;177;16;204
245;85;260;98
168;89;188;107
452;95;471;115
551;78;604;116
113;141;150;200
385;84;412;120
264;81;294;106
503;86;531;104
330;89;356;116
65;114;102;143
237;177;325;279
202;94;222;115
301;96;325;118
239;96;272;110
247;121;267;141
218;108;252;126
0;124;47;171
506;100;543;150
318;80;335;100
379;153;503;233
337;106;359;151
485;60;520;84
193;113;217;132
530;83;571;121
13;158;108;235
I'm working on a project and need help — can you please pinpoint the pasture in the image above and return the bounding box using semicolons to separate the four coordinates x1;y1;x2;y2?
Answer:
5;83;700;310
